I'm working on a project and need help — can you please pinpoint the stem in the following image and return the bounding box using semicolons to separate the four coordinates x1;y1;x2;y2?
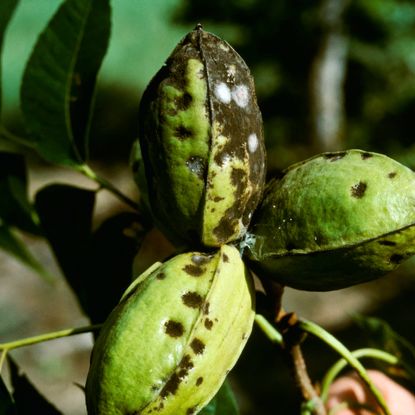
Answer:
256;311;326;415
0;324;102;352
0;350;7;372
320;348;399;403
0;324;102;373
0;125;36;148
290;344;327;415
78;164;139;211
254;314;283;345
299;319;392;415
260;279;285;321
0;126;141;214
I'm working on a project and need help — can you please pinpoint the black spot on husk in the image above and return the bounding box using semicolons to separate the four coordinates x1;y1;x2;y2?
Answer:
175;125;193;139
196;377;203;386
181;92;192;109
390;254;404;264
213;217;238;243
351;181;367;198
182;292;203;308
160;373;181;398
324;152;346;162
231;167;246;187
361;152;373;160
204;318;213;329
183;264;205;276
190;338;205;355
160;355;194;398
165;320;184;337
379;240;396;246
181;354;193;366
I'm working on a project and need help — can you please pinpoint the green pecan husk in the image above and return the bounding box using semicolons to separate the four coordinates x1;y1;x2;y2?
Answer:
136;26;266;248
86;244;255;415
245;149;415;291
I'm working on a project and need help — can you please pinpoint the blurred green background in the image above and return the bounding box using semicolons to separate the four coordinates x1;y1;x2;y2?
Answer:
4;0;415;168
2;0;415;414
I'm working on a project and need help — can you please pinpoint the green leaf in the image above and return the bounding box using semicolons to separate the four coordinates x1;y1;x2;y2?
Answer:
69;0;111;161
0;152;40;234
0;224;47;279
34;183;95;312
34;184;147;323
199;380;239;415
354;315;415;382
83;212;146;324
20;0;111;166
0;375;15;415
0;0;19;116
0;151;49;280
8;357;62;414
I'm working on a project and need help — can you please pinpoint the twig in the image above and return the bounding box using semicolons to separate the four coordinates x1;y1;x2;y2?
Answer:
259;278;285;322
0;324;102;351
278;312;327;415
78;164;139;211
320;348;399;403
255;278;326;414
254;314;283;345
299;319;392;415
291;344;327;415
0;323;103;373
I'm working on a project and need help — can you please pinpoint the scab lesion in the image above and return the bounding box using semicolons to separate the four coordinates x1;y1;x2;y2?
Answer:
378;240;396;246
181;291;203;308
361;152;373;160
389;253;404;264
181;92;193;108
159;355;194;398
350;181;367;198
204;318;213;330
196;377;203;386
156;272;166;280
324;152;347;162
175;125;193;139
183;264;205;277
164;320;184;337
190;338;205;355
159;373;181;398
